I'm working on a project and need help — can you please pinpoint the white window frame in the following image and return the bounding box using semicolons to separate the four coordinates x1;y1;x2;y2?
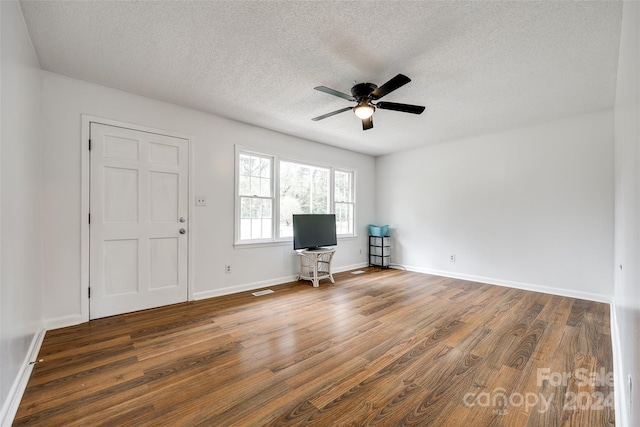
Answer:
235;146;357;247
334;168;356;236
235;148;275;244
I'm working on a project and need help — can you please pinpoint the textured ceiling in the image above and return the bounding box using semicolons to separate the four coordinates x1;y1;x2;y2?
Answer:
20;1;622;156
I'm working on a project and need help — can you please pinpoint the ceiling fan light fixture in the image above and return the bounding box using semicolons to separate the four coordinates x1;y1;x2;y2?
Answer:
354;101;375;119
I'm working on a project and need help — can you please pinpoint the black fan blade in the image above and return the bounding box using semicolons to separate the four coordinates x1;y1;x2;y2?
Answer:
314;86;356;101
376;102;425;114
362;116;373;130
311;107;353;121
370;74;411;100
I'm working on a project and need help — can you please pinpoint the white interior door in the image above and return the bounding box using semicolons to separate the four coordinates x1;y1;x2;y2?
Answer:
89;123;188;319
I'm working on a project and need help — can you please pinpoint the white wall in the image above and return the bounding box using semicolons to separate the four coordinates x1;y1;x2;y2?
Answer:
0;1;44;424
613;2;640;425
376;110;614;301
40;72;376;326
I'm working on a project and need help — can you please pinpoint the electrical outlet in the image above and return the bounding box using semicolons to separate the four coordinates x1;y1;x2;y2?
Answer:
450;254;456;262
195;196;207;206
225;265;231;274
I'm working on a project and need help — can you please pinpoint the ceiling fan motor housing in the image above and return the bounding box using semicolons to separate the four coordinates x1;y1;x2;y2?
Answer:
351;83;377;100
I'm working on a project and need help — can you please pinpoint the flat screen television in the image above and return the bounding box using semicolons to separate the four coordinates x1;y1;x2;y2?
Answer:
292;214;337;250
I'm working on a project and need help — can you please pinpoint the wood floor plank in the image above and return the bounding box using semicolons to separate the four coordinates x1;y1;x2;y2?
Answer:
505;319;548;370
549;328;583;425
14;268;615;426
17;356;144;417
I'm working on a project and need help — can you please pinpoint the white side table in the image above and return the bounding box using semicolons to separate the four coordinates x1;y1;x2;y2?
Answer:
296;248;336;287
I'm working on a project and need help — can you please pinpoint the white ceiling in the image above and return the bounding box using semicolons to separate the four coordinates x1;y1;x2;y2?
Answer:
19;1;622;156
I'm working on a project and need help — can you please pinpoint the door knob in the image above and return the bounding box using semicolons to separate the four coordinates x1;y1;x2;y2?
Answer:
179;217;186;223
179;228;186;234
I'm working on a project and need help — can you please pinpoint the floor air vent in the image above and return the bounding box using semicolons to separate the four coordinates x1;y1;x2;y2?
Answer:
252;289;274;296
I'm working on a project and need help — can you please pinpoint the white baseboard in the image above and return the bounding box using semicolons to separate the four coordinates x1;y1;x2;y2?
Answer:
334;262;369;273
192;263;369;301
0;327;46;427
610;304;629;427
397;265;611;303
193;274;299;300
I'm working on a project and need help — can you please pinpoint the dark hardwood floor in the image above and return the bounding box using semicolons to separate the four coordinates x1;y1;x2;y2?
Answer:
14;268;615;426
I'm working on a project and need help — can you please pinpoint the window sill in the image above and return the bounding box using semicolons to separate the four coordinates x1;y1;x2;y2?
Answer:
234;234;358;250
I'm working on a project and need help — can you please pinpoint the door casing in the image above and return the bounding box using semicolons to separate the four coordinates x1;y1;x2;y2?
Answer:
81;115;194;323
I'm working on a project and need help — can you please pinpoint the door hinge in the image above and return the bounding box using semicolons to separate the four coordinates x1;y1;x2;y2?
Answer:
88;139;91;150
88;287;91;299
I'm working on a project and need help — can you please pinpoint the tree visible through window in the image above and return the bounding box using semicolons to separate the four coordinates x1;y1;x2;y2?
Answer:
279;161;330;237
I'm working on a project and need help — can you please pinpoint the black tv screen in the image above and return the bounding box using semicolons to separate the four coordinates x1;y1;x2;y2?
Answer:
292;214;337;250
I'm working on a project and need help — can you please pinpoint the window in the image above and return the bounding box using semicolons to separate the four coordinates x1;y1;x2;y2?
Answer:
238;152;273;241
236;147;356;244
334;170;355;235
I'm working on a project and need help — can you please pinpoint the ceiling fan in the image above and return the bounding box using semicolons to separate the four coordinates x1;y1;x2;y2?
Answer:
312;74;425;130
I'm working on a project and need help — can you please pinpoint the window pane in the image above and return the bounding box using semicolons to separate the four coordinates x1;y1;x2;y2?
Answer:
334;170;354;235
260;178;271;197
335;170;353;202
251;218;262;239
249;198;260;217
335;171;344;201
239;154;251;176
279;161;330;237
250;156;260;176
261;199;272;218
239;197;272;240
335;202;354;235
239;153;271;197
239;175;250;196
262;219;272;237
260;158;270;178
279;195;298;238
312;169;329;213
240;218;251;239
248;177;258;196
240;197;251;218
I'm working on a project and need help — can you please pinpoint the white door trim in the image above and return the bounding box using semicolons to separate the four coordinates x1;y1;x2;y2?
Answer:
81;115;193;323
